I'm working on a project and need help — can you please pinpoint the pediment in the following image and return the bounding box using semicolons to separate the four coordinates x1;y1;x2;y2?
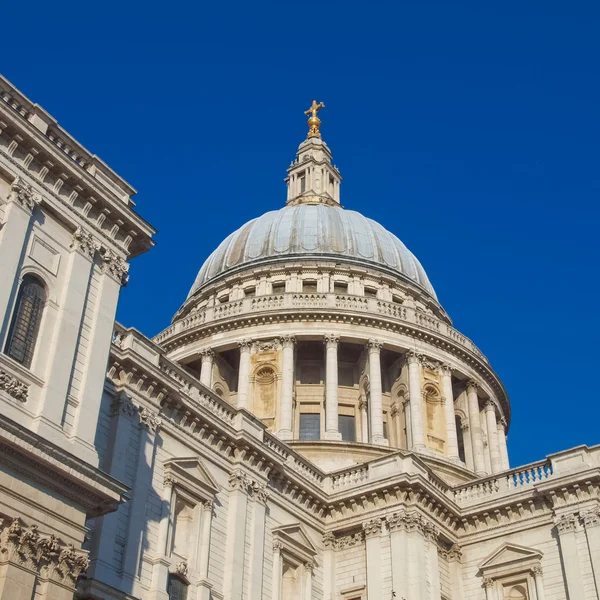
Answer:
479;543;543;570
163;457;219;500
273;523;317;561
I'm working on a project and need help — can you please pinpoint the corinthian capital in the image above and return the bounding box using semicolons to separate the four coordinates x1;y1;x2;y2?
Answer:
362;518;383;538
281;334;296;349
466;380;479;393
71;226;99;259
406;349;421;365
200;348;215;362
439;362;452;376
324;333;340;348
99;247;130;285
367;339;383;353
8;177;41;212
138;407;161;432
484;400;496;413
554;513;577;534
238;339;254;352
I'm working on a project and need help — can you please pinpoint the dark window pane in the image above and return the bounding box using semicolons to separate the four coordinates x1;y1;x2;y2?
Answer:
383;420;388;440
5;275;46;368
299;413;320;441
339;415;356;442
168;575;188;600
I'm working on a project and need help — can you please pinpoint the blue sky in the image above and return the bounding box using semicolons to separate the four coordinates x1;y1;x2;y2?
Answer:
3;1;599;469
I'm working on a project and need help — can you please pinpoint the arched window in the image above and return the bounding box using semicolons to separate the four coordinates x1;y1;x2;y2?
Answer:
5;275;46;368
167;575;188;600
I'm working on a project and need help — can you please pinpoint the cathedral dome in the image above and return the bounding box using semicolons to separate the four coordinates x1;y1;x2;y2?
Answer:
187;203;437;300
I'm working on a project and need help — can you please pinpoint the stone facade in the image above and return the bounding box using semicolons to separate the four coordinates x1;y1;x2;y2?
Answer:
0;78;599;600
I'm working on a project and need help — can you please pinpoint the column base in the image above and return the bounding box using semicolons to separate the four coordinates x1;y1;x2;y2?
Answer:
277;429;293;441
324;430;343;441
372;436;389;447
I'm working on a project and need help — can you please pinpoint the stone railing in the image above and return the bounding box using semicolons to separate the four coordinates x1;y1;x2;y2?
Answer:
453;459;554;505
154;293;487;362
329;464;369;492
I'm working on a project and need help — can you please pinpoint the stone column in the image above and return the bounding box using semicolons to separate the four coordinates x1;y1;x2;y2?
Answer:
35;229;95;438
440;364;460;460
237;340;253;410
484;401;502;473
122;408;162;583
149;475;175;600
554;513;586;600
278;335;295;440
363;518;383;600
387;512;409;600
199;349;214;388
462;421;474;470
497;418;510;470
407;351;426;450
359;399;369;443
582;507;600;598
223;470;250;600
532;565;546;600
483;578;496;600
322;533;336;600
407;515;427;600
0;178;40;334
272;540;282;600
324;334;342;440
247;485;269;600
367;340;386;445
466;381;486;476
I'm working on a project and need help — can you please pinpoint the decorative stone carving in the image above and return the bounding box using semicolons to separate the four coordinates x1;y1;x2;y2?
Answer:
554;513;577;534
200;349;215;362
238;339;254;352
175;561;188;577
581;507;600;528
362;518;383;538
532;564;543;576
336;532;364;549
0;370;29;402
251;481;270;504
8;177;41;212
202;500;214;512
99;248;130;285
406;349;421;365
322;532;336;549
358;399;368;412
446;543;462;563
420;355;440;372
367;339;383;352
482;577;495;589
280;334;296;349
71;226;99;259
0;517;89;583
110;392;136;417
256;338;280;352
387;511;411;532
229;469;252;492
439;362;452;376
304;560;315;573
163;474;178;487
461;421;470;432
137;407;161;432
484;400;496;412
466;380;479;392
324;334;340;348
273;540;284;552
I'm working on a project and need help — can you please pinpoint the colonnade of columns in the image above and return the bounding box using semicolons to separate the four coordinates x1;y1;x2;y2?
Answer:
197;335;509;474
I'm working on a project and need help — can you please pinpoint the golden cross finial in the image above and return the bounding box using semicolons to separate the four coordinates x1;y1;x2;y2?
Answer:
304;100;325;138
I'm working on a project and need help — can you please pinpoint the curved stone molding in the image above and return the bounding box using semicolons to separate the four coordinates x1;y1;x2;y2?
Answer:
0;370;28;402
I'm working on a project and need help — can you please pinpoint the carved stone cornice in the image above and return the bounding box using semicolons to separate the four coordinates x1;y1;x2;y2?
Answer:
324;334;340;348
362;518;383;538
0;517;89;584
7;177;40;213
554;513;577;534
0;370;28;402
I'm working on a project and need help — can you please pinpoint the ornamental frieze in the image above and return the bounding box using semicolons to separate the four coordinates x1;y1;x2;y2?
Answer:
0;517;89;583
0;370;28;402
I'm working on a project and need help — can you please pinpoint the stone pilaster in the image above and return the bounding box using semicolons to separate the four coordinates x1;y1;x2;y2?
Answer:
387;512;409;600
278;335;295;440
498;417;510;470
363;518;383;600
247;483;269;600
322;533;336;600
446;544;464;600
0;178;41;332
324;334;341;440
359;398;369;443
582;507;600;598
407;351;426;450
532;565;547;600
554;512;586;600
272;540;282;600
